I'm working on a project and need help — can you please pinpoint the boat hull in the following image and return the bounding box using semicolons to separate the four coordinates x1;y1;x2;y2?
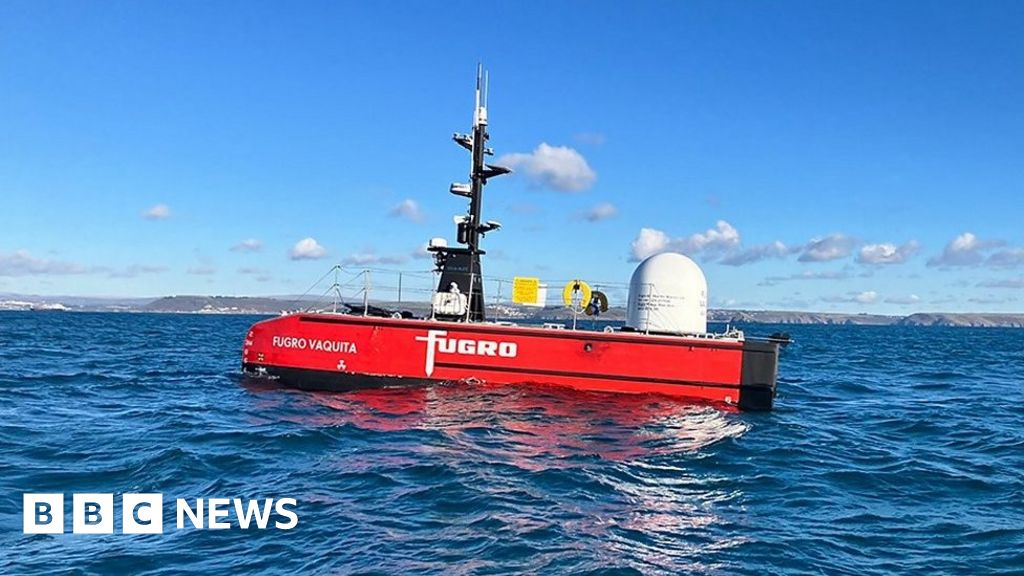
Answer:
242;313;779;410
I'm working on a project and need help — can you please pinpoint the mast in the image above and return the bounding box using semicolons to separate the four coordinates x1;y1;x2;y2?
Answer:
429;65;510;322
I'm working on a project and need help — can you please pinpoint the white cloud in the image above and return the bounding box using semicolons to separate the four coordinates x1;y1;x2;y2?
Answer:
630;228;671;261
187;266;216;276
885;294;921;305
143;204;171;220
498;143;596;192
231;238;263;252
388;199;425;222
857;241;920;265
927;232;1003;267
628;228;918;268
799;234;856;262
582;202;618;222
0;250;90;276
822;290;878;304
289;237;327;260
682;220;742;253
629;221;740;261
854;291;878;304
720;241;794;266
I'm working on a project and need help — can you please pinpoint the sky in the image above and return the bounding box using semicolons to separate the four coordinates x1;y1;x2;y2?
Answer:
1;1;1022;313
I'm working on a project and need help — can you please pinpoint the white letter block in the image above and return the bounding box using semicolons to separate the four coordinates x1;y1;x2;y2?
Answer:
123;493;163;534
73;493;114;534
23;493;64;534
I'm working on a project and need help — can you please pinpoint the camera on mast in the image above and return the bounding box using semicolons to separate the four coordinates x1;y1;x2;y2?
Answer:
452;133;473;151
449;183;472;197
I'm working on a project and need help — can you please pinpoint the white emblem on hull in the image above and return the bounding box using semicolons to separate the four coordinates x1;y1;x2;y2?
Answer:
414;329;518;377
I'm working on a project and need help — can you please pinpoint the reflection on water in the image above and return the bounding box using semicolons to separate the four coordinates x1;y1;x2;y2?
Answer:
242;379;747;462
241;378;749;573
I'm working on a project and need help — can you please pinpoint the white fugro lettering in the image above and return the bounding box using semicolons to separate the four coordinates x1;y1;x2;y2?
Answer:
414;330;518;376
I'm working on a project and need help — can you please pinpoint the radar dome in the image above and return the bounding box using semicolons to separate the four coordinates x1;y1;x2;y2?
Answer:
626;252;708;335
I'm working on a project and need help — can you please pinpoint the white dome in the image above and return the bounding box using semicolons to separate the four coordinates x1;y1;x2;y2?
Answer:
626;252;708;335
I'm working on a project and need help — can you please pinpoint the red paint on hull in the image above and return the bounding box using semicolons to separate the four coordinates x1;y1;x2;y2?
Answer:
242;313;778;410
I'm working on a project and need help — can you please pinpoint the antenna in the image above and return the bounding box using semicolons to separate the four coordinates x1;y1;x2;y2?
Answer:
473;63;482;127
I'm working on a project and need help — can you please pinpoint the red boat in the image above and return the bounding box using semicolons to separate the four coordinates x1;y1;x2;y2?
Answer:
242;68;781;411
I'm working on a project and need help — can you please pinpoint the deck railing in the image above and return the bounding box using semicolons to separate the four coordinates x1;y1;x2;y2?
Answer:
283;265;742;339
288;265;632;323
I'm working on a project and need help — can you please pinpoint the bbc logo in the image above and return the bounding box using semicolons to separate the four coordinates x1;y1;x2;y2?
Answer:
24;493;298;533
24;493;162;534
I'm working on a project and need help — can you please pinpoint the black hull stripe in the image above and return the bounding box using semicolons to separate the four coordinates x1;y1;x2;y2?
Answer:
244;364;432;391
242;363;772;411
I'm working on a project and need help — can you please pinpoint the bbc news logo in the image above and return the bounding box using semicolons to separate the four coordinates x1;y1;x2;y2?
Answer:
23;494;298;534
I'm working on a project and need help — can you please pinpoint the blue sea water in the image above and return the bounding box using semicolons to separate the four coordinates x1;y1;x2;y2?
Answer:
1;311;1022;575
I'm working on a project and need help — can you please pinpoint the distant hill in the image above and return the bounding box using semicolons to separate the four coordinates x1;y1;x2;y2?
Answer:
4;293;1022;327
708;309;898;325
142;295;297;314
897;313;1024;328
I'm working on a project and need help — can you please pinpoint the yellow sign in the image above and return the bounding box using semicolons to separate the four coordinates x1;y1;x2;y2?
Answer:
512;277;541;305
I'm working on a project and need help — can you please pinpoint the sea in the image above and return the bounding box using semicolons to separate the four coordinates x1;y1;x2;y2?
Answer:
1;311;1022;575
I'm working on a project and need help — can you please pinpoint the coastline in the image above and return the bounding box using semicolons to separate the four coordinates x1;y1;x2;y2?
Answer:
2;295;1022;327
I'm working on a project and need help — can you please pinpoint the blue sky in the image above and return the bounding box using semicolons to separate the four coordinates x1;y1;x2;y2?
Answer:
1;1;1022;313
